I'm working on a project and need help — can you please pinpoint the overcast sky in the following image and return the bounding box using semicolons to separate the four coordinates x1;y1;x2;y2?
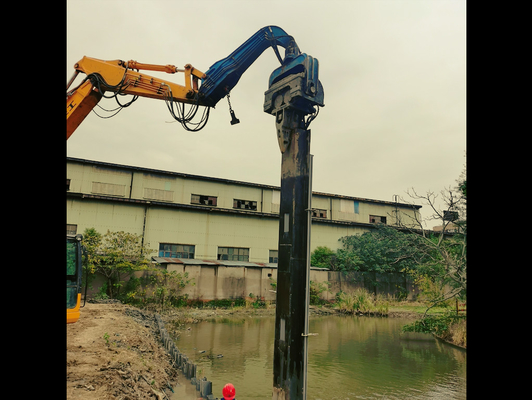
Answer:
67;0;466;229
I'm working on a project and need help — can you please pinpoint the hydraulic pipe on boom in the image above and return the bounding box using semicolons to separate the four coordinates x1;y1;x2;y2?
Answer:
66;26;307;138
66;58;207;138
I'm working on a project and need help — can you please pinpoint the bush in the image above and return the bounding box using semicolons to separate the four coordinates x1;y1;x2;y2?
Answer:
450;318;467;347
402;312;466;339
120;269;193;310
309;281;329;305
336;291;356;312
335;288;388;316
311;246;336;269
82;229;153;299
245;293;266;309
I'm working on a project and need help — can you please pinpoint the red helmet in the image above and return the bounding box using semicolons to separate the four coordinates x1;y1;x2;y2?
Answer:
223;383;236;399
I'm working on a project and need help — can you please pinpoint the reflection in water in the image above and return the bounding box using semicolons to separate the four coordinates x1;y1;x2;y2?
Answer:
171;315;466;400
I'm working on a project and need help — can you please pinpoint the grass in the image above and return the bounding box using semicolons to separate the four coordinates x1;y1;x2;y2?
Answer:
449;318;467;347
401;311;466;348
388;301;449;315
336;288;389;316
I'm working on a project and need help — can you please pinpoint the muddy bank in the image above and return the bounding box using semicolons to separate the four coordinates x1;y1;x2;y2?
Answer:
67;302;179;399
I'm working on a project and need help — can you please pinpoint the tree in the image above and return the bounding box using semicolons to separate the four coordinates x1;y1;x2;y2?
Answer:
82;227;102;275
339;225;426;274
336;225;427;296
310;246;362;272
83;229;154;299
124;268;194;310
310;246;336;269
398;163;467;315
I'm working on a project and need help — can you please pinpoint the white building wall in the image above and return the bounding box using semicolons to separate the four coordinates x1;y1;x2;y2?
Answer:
67;158;422;264
143;207;278;262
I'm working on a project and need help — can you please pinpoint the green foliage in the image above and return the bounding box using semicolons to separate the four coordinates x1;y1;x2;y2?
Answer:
311;246;336;269
459;180;467;198
309;280;329;305
402;312;465;337
339;225;426;274
335;288;389;316
334;248;363;272
205;298;246;308
407;228;467;314
81;228;102;290
246;293;266;309
309;246;362;272
183;298;248;309
122;268;194;310
338;218;466;315
95;282;109;300
401;167;467;315
409;269;451;306
82;228;154;299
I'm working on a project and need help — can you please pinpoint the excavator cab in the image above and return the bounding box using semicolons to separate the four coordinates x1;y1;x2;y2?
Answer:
67;234;83;324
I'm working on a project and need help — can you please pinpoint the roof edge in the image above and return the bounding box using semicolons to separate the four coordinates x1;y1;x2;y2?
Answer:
67;157;421;209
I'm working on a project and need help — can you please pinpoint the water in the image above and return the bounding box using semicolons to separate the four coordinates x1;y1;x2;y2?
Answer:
170;315;466;399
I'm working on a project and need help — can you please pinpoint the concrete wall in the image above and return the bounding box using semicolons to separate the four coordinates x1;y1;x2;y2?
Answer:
165;262;278;301
84;259;418;302
132;261;417;302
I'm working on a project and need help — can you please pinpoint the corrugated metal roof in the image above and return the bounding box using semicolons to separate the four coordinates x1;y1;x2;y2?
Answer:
152;257;218;266
152;257;273;268
215;260;267;268
67;157;279;191
151;257;328;270
67;157;421;209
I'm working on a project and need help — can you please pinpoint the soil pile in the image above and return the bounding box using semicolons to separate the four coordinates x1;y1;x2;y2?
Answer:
66;302;179;399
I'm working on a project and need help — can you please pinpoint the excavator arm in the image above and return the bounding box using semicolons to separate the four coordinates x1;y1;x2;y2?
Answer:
66;25;323;138
66;57;207;137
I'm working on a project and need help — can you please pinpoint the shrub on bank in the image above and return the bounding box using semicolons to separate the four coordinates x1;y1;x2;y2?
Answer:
336;288;389;316
401;312;466;347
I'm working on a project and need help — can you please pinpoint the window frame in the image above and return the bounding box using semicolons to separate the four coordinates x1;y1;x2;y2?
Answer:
217;246;250;261
191;194;217;206
311;208;327;218
369;215;387;224
158;243;195;259
233;199;258;211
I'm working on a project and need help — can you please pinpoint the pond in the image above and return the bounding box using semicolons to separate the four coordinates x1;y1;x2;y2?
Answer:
170;315;466;399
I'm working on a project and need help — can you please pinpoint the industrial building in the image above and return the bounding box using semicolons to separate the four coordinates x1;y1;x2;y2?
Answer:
66;157;422;264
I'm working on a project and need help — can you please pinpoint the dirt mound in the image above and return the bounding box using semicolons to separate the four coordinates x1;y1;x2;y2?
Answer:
67;303;179;399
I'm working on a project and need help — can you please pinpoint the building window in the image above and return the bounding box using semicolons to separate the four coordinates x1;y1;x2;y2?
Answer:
218;247;249;261
311;209;327;218
369;215;387;224
67;179;71;191
233;199;257;211
191;194;217;206
354;201;359;214
159;243;195;259
269;250;278;263
67;224;77;235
